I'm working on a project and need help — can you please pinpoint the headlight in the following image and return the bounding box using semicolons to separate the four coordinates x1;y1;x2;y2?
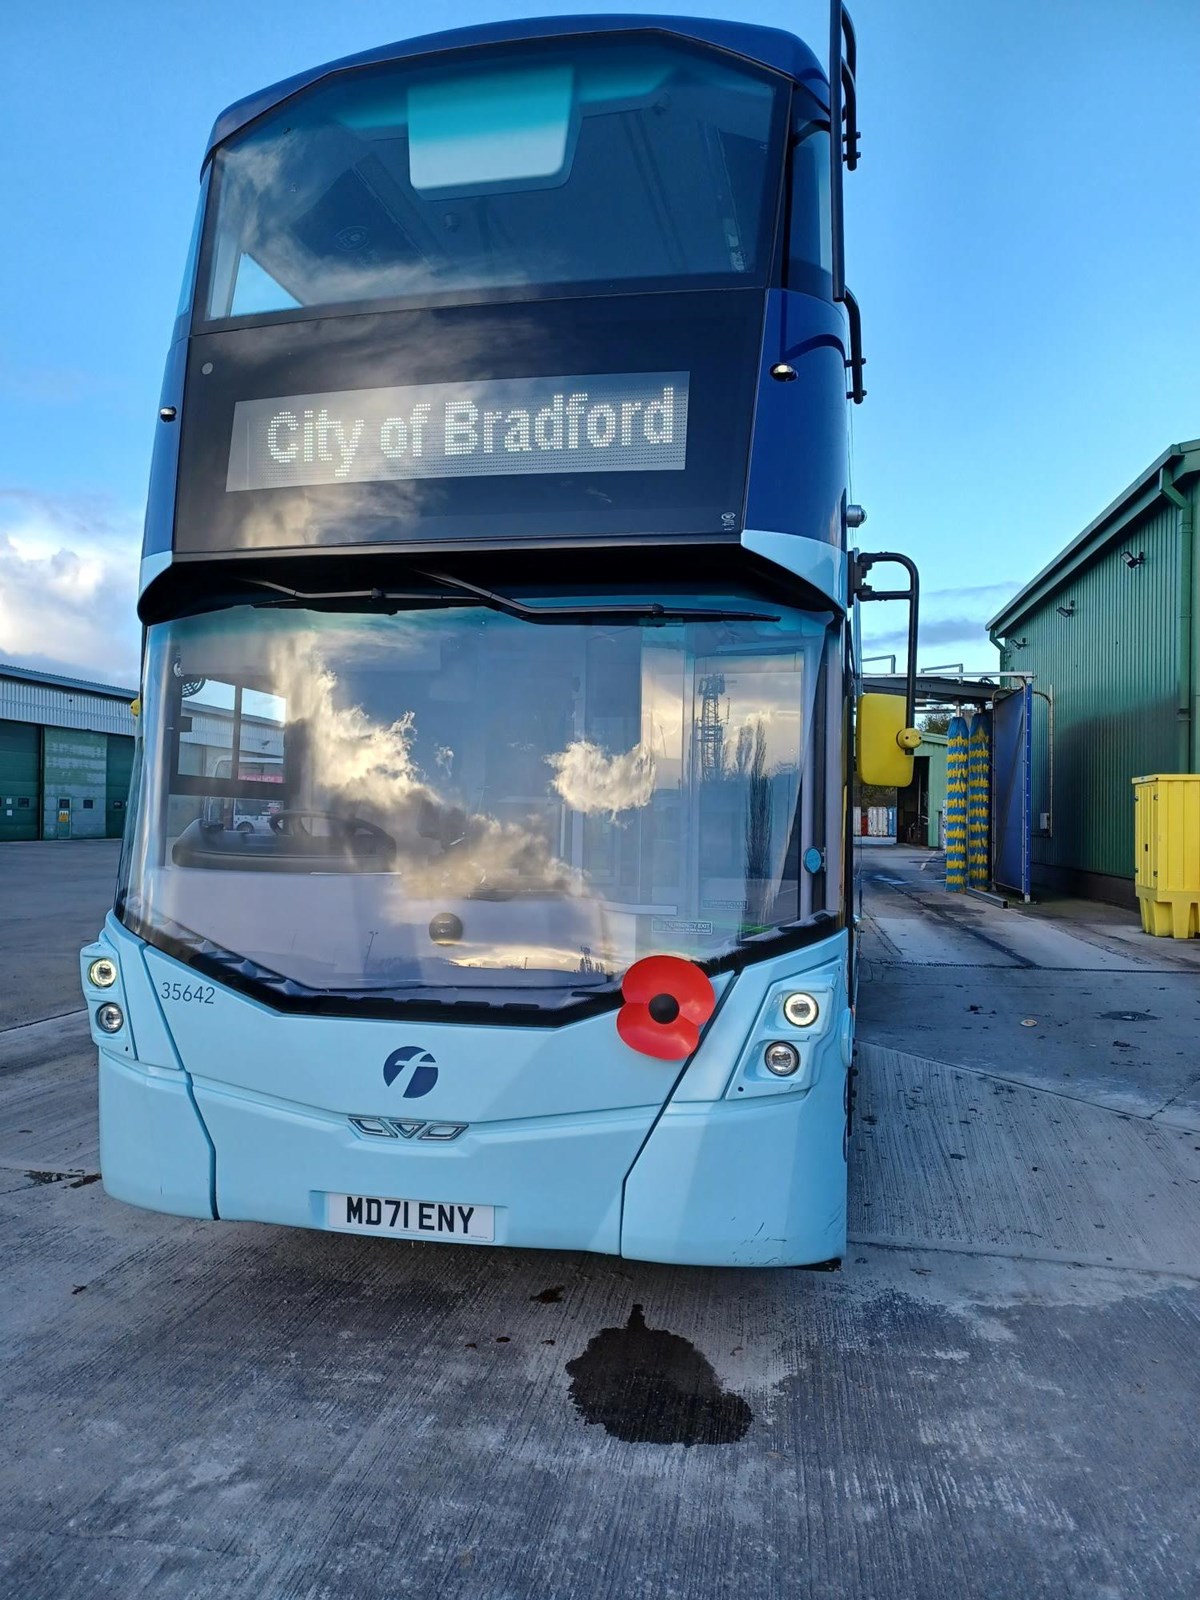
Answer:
764;1040;800;1077
96;1003;125;1034
87;957;118;988
783;991;819;1028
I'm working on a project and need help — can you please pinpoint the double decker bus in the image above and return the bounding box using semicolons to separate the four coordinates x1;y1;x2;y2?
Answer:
82;9;918;1267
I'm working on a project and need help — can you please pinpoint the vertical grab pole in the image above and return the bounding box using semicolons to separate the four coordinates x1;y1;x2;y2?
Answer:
829;1;846;302
901;556;919;734
829;5;864;398
850;550;921;734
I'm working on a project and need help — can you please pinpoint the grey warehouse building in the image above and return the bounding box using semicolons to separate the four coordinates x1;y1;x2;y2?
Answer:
0;664;138;843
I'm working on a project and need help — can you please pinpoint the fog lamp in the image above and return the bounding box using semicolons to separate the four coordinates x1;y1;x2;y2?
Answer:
783;991;819;1028
764;1040;800;1077
87;957;118;989
96;1003;125;1034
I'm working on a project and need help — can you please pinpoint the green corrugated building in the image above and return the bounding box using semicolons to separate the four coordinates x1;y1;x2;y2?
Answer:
894;731;948;849
988;440;1200;905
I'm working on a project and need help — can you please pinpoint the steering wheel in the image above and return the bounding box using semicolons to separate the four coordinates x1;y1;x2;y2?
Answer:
267;810;395;850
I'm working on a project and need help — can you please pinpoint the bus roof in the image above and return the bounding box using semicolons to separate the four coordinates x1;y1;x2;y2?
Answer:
204;13;827;162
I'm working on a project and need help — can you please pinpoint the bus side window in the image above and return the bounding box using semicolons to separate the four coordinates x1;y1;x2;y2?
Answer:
786;114;832;300
238;688;287;785
173;677;287;836
178;678;237;780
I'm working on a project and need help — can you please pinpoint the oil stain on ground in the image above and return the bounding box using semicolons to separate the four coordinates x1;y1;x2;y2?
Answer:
566;1304;752;1445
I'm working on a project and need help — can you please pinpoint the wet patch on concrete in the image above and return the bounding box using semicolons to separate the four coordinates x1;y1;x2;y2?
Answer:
530;1285;564;1303
566;1304;752;1445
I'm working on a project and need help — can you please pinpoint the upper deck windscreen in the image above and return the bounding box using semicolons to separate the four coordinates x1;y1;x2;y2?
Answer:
201;36;786;321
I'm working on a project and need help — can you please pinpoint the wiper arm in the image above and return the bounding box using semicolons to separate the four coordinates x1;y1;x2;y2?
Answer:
241;580;440;610
238;574;778;624
416;570;779;624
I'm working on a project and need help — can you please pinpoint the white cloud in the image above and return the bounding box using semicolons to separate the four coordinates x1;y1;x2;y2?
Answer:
546;738;656;816
0;490;142;684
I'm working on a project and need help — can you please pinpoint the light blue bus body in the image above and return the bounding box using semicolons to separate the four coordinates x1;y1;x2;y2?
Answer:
83;917;850;1266
83;12;870;1267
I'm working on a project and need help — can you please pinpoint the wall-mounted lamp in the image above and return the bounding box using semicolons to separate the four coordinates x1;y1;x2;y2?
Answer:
1120;550;1145;568
1006;636;1027;650
1056;602;1076;618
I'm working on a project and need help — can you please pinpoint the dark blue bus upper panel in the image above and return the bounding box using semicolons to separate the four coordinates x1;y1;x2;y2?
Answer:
204;14;827;161
143;15;846;586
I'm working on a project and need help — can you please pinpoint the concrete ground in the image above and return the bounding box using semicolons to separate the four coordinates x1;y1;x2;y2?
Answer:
1;841;1198;1599
0;841;121;1028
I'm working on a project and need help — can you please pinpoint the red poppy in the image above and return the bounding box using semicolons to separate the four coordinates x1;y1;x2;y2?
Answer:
616;954;716;1060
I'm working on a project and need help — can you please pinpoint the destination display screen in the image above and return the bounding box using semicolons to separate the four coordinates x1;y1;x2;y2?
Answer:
173;291;762;554
226;373;688;491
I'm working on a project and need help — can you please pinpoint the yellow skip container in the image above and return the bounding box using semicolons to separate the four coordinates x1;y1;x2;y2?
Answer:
1132;774;1200;939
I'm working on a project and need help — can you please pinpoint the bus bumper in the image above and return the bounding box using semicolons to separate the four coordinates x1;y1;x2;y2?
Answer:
623;1093;847;1267
84;920;851;1267
97;1052;215;1219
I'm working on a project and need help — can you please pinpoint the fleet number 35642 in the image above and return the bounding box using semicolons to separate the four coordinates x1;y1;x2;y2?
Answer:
158;981;215;1005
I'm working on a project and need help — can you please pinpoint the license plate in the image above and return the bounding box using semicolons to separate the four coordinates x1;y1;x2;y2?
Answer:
325;1192;494;1242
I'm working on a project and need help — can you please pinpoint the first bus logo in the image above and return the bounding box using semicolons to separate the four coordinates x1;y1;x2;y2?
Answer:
383;1046;439;1098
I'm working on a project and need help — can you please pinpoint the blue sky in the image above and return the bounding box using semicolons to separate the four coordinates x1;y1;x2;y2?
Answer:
2;0;1198;682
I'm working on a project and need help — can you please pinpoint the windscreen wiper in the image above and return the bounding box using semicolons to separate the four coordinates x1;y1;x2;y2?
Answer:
241;580;442;610
415;570;779;624
240;574;778;625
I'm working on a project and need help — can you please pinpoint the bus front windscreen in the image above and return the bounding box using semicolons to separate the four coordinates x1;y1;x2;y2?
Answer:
201;35;787;320
119;598;834;1011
